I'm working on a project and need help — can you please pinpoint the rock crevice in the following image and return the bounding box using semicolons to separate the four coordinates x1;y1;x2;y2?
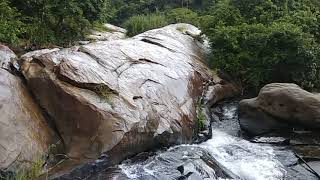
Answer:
0;45;57;171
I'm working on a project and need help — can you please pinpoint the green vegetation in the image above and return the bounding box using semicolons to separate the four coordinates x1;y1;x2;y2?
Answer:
198;110;206;131
94;84;114;104
108;0;208;25
4;159;45;180
0;0;207;46
209;22;320;91
124;14;168;36
202;0;320;91
0;0;115;46
166;8;199;25
0;0;24;45
92;22;112;32
196;101;206;131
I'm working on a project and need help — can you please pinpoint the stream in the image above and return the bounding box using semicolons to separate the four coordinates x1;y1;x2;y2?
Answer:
60;101;320;180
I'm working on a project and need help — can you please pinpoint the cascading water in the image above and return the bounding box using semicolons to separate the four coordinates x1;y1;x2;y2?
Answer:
105;101;285;180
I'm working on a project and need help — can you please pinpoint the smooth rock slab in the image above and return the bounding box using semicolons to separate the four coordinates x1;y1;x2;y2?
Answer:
19;24;212;166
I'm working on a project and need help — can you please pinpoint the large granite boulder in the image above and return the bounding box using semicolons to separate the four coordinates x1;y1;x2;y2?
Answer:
239;83;320;135
0;45;56;171
19;24;215;165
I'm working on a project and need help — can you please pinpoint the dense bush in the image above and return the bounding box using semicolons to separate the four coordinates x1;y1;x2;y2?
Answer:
0;0;114;46
166;8;199;25
109;0;209;24
209;22;320;90
202;0;320;91
0;0;24;44
124;14;169;36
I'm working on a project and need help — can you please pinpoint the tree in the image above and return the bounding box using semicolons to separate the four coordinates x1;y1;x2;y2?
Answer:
166;8;199;25
0;0;24;44
5;0;114;46
203;0;320;91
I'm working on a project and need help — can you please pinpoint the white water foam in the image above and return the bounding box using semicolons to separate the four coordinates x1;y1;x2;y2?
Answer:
119;162;156;179
201;130;286;180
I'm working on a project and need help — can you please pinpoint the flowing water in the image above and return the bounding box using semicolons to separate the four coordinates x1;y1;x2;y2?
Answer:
65;101;320;180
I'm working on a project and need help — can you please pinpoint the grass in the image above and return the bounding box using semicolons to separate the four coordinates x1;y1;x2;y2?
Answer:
92;22;112;32
176;26;187;33
198;109;206;131
4;159;45;180
2;140;68;180
124;14;169;36
211;69;218;76
94;85;113;104
196;101;207;131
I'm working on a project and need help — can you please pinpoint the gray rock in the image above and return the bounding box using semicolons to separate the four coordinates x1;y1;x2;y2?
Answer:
103;23;127;34
86;31;126;41
86;24;127;41
0;45;17;71
239;83;320;135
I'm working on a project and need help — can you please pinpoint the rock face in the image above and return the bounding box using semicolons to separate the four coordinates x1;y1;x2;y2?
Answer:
0;45;56;171
86;23;127;41
239;83;320;135
19;24;213;164
0;45;17;70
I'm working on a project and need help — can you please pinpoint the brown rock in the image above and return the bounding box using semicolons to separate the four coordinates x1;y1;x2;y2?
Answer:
0;45;56;171
239;83;320;135
205;83;240;108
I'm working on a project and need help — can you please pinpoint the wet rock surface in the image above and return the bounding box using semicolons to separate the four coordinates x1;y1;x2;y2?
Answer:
0;45;57;171
100;146;238;180
18;24;223;176
251;130;320;179
239;83;320;135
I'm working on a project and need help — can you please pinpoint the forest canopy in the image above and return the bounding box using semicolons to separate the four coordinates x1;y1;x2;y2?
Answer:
1;0;320;91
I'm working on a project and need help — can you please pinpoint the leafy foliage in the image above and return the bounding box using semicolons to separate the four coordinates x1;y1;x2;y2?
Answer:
202;0;320;91
210;22;320;90
109;0;208;24
0;0;115;46
166;8;199;25
0;0;24;45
